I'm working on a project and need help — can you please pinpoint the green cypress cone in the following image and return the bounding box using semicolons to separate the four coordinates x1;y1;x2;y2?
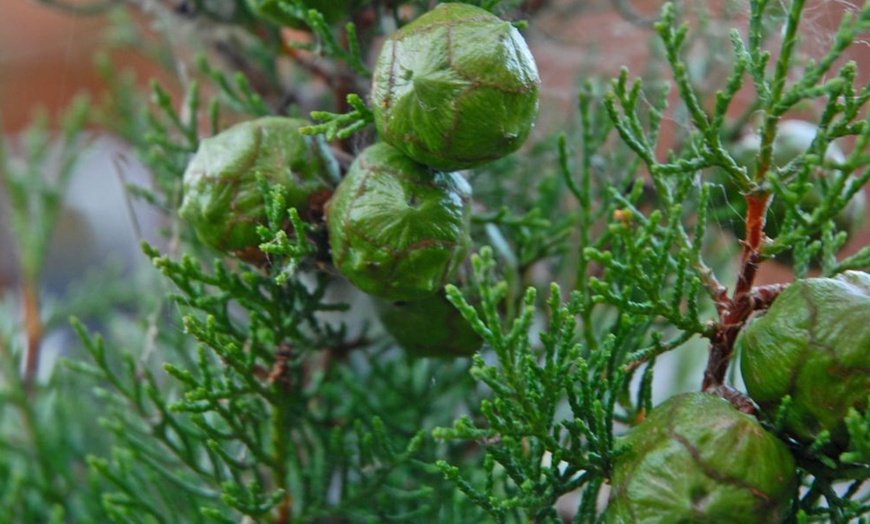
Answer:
179;116;339;261
607;393;796;523
325;142;471;301
371;3;540;170
738;271;870;449
375;291;482;357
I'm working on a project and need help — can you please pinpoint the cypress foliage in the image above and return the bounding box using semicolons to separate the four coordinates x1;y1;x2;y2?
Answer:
2;1;869;522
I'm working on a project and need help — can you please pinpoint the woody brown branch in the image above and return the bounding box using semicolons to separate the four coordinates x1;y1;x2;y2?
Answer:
702;192;771;392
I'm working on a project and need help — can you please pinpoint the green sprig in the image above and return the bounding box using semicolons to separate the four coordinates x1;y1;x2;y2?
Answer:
302;93;373;141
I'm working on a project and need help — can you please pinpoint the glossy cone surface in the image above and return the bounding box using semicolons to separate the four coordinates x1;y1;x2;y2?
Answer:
607;393;795;523
326;143;471;301
738;271;870;447
179;117;339;256
371;3;540;170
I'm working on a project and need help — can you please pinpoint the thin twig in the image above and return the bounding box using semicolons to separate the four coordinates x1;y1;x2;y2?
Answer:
21;276;43;395
613;0;658;28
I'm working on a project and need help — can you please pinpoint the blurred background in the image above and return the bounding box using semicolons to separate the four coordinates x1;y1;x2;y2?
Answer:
1;0;167;296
